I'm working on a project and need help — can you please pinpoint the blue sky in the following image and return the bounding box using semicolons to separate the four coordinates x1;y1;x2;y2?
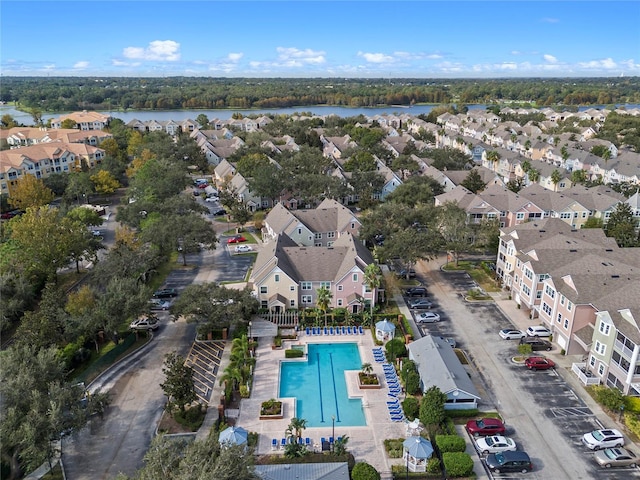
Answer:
2;1;639;78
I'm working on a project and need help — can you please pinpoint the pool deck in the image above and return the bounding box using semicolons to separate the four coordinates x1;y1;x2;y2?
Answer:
237;329;407;476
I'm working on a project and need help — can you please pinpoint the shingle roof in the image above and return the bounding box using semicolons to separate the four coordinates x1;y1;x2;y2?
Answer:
255;462;349;480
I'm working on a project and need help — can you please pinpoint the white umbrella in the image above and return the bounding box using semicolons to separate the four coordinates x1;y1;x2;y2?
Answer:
219;426;248;446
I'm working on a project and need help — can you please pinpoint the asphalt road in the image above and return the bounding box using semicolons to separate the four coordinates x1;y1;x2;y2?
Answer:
413;259;640;479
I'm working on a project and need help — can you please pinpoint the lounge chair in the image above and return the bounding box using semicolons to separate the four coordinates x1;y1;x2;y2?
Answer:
358;325;364;334
329;436;334;444
271;438;278;450
305;327;311;335
280;438;286;449
336;327;342;335
387;400;400;406
342;326;347;335
329;327;334;335
391;415;405;422
347;326;352;335
324;327;329;335
298;437;303;445
389;388;401;394
305;437;311;446
373;347;383;352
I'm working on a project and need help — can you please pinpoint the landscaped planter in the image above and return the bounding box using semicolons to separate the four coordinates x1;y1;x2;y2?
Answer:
260;399;284;419
358;373;382;390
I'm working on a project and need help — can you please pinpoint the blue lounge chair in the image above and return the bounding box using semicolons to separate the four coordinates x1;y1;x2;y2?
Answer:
389;387;401;393
347;326;352;334
329;436;334;444
337;436;343;442
272;438;278;450
391;415;405;422
329;327;334;335
342;326;347;334
321;437;326;445
281;438;286;449
305;437;311;446
359;325;364;334
305;327;310;335
324;327;329;335
298;437;303;445
336;327;341;335
373;347;383;352
387;401;400;406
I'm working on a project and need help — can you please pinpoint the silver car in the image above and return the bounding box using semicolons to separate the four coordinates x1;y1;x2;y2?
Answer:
594;447;638;468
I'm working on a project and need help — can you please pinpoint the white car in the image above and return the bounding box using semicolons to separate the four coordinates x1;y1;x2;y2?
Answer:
205;196;218;203
234;245;253;253
129;315;159;331
91;230;102;237
526;325;552;337
149;299;171;311
499;329;526;340
475;435;517;455
582;429;624;450
415;311;441;323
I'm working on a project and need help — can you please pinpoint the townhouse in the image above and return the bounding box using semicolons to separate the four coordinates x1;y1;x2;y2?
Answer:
262;199;361;247
1;127;112;148
50;110;111;130
126;118;198;135
250;232;377;314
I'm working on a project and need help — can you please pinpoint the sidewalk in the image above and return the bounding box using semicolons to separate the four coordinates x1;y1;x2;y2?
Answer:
490;290;638;446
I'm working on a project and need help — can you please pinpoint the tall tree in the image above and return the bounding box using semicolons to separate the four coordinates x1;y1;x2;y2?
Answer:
161;352;197;414
316;286;333;327
90;169;121;195
605;202;638;247
7;175;55;211
437;201;473;266
550;169;562;191
419;386;447;439
460;169;486;193
363;263;382;314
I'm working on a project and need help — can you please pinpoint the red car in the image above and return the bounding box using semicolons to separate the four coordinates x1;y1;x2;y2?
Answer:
466;418;506;437
525;356;556;370
227;235;247;244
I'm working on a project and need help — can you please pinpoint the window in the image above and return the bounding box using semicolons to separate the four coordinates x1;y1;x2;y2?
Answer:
557;313;562;323
274;274;280;282
522;284;531;296
315;243;322;247
352;273;358;282
315;233;322;239
564;318;569;329
516;212;525;220
567;301;572;311
297;228;302;235
327;232;336;238
327;242;333;247
260;286;268;294
524;268;533;280
599;321;611;336
302;295;312;304
542;302;552;315
545;285;555;299
290;299;296;307
536;290;542;299
301;282;312;290
320;282;331;289
589;355;596;367
337;299;343;306
337;285;343;291
594;341;606;356
598;364;605;376
261;300;268;309
351;222;355;229
538;274;549;282
560;295;565;305
290;285;295;291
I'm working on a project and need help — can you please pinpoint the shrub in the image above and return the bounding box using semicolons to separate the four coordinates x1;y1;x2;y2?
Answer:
385;338;406;358
442;452;474;477
444;408;479;418
402;397;420;420
426;456;441;474
239;385;250;398
593;385;625;411
383;438;405;458
260;399;282;416
435;435;466;453
405;371;421;395
517;344;532;356
625;396;640;414
351;462;380;480
624;412;640;439
285;348;304;358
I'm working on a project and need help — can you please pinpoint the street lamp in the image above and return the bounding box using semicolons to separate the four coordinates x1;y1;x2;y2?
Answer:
331;415;335;453
248;321;252;341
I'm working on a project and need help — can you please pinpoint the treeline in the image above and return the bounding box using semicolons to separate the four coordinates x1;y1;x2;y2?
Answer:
2;76;639;112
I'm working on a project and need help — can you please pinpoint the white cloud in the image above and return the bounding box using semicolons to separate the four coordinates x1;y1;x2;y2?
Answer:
73;61;89;70
276;47;326;65
123;40;180;61
357;51;394;64
577;58;617;70
543;54;558;63
228;52;243;62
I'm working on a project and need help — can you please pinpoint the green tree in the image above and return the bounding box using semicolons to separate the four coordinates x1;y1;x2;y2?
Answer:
90;169;121;195
571;169;588;184
1;114;18;128
583;217;604;229
196;113;210;129
7;175;55;211
66;205;104;227
605;202;638;247
437;201;472;266
460;169;486;193
333;434;349;456
385;175;442;207
528;168;540;183
351;462;380;480
419;386;447;439
316;285;333;327
363;263;382;314
391;154;420;180
161;352;197;414
61;118;77;129
486;150;500;171
550;169;562;191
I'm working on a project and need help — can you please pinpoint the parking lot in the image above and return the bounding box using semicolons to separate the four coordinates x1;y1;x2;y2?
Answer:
185;340;225;404
405;263;640;479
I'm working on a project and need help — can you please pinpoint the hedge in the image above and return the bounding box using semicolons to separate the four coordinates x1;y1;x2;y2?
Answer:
285;349;304;358
444;408;479;418
442;452;474;477
351;462;380;480
435;435;466;453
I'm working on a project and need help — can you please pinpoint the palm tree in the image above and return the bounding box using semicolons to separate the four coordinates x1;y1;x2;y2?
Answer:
316;286;333;328
486;150;500;172
286;417;307;443
363;263;382;315
529;168;540;183
334;435;350;456
361;362;373;375
550;169;561;192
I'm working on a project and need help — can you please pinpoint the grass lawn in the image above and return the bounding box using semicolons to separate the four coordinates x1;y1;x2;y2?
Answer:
443;260;501;293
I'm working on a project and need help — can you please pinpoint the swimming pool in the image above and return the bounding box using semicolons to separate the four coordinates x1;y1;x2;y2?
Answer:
279;343;366;427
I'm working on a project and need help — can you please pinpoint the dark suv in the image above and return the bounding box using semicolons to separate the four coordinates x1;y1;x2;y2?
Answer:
519;337;552;351
153;288;178;299
405;286;427;297
485;451;533;473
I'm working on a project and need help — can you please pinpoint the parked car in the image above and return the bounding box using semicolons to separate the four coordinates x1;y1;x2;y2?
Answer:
440;337;457;348
594;447;638;468
524;356;556;370
526;325;552;337
129;315;159;331
149;299;171;311
234;245;253;252
519;337;552;351
465;418;506;437
582;429;625;450
153;288;178;299
405;286;427;297
485;451;533;474
227;235;247;244
91;230;103;237
212;208;227;216
408;298;433;309
205;196;218;202
475;435;517;455
499;329;526;340
415;312;441;323
396;268;416;278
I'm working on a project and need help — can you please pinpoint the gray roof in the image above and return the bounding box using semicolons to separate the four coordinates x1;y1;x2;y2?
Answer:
255;462;349;480
407;335;481;400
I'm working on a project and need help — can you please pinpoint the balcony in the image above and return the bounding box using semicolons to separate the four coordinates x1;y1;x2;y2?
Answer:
572;363;600;386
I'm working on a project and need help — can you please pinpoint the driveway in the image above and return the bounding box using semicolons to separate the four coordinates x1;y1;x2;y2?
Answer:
414;257;639;479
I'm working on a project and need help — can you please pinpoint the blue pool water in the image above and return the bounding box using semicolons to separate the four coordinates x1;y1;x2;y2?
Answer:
279;343;366;427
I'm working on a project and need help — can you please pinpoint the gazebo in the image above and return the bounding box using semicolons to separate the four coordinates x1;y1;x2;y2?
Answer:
403;436;433;473
219;426;248;446
375;318;396;342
